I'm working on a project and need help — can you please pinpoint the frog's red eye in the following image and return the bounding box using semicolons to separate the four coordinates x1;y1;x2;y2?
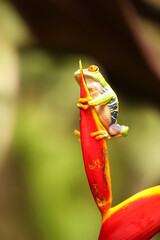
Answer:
88;65;99;72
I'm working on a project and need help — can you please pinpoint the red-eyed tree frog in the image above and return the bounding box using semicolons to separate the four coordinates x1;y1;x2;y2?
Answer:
74;65;129;140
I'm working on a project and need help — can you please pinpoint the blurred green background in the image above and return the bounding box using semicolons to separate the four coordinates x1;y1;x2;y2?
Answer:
0;1;159;240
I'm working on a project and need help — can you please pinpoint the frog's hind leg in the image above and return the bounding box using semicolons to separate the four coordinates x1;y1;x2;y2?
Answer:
74;129;81;142
90;124;129;141
108;124;129;140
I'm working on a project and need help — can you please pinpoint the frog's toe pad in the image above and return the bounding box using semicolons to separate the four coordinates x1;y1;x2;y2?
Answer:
95;134;107;140
74;129;80;136
77;103;89;109
121;126;129;136
90;130;109;140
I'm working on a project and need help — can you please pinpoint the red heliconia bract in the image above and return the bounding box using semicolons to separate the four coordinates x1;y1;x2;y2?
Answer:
78;60;160;240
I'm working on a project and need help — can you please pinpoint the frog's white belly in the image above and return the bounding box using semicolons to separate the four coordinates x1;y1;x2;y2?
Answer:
95;104;111;130
86;79;111;130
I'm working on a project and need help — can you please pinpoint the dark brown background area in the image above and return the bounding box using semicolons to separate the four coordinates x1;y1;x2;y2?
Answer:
10;0;160;105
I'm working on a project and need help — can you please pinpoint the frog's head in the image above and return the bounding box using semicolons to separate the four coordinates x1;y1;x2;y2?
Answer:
74;65;108;88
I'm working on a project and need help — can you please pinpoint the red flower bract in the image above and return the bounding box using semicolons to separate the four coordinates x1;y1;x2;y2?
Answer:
78;60;160;240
